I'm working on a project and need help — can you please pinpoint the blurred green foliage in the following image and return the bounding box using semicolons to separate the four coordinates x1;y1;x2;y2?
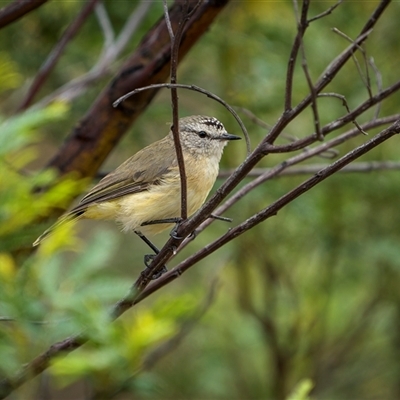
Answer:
1;1;400;400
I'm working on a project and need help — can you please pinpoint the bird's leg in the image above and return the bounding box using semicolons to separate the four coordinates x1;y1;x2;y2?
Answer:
141;217;185;240
141;217;183;226
142;215;231;240
134;231;167;280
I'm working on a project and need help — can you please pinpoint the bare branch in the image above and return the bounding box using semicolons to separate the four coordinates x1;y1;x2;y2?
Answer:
3;2;396;396
332;27;373;98
285;0;310;111
292;0;323;140
166;0;190;222
308;0;343;23
317;92;367;135
265;79;400;154
319;79;400;135
299;28;322;140
219;161;400;178
369;56;384;119
0;333;84;399
274;26;373;145
163;0;175;40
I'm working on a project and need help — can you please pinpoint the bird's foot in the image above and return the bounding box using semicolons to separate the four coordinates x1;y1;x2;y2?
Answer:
144;254;168;280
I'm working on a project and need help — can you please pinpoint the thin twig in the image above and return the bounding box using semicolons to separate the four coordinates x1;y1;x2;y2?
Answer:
280;1;387;145
295;0;323;141
298;13;323;140
308;0;343;23
265;79;400;154
1;3;394;397
332;27;373;98
165;0;190;221
163;0;174;40
285;0;310;111
219;161;400;178
318;92;367;135
235;106;271;130
369;56;383;120
294;0;324;141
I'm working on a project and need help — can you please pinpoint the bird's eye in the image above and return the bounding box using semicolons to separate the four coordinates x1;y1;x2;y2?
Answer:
197;131;208;138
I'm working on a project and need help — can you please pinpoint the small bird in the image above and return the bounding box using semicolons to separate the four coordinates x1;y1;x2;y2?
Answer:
33;115;241;247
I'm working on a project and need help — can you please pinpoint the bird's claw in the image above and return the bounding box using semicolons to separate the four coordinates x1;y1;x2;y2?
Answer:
169;219;184;239
144;254;168;280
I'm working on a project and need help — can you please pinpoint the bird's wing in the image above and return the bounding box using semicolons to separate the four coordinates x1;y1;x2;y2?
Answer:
33;137;177;246
70;138;177;215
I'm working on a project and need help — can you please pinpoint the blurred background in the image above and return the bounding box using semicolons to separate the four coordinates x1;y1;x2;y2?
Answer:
1;1;400;399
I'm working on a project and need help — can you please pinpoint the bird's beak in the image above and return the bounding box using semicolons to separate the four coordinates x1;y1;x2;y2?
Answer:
216;133;242;141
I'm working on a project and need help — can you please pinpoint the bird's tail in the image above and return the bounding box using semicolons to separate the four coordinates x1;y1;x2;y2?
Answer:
32;212;82;247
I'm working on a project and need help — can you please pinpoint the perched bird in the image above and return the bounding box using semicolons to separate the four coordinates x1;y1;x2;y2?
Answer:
33;115;241;247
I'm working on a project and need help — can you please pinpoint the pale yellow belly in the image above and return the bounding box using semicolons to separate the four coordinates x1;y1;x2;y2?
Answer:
84;156;219;237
